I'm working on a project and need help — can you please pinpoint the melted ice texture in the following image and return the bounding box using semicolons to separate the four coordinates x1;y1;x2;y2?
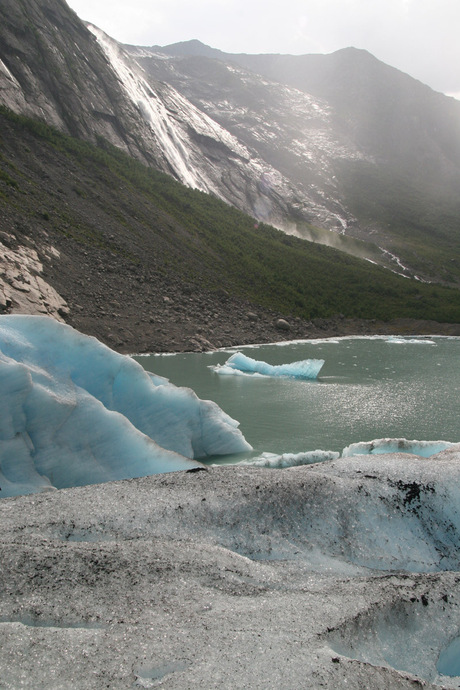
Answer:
0;316;251;497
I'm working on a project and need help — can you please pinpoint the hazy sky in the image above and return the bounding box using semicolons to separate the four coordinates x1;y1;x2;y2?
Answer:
66;0;460;99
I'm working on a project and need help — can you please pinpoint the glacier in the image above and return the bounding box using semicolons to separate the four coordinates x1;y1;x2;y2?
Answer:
233;439;459;470
0;315;251;497
211;351;325;379
2;322;460;688
3;450;460;688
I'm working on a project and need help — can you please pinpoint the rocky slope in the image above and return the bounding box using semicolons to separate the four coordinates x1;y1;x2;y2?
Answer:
1;0;460;350
2;106;460;353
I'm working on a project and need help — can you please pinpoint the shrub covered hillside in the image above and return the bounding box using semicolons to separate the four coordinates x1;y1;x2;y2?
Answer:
1;105;460;350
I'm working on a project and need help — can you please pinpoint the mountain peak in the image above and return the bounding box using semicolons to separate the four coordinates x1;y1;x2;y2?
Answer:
153;39;224;60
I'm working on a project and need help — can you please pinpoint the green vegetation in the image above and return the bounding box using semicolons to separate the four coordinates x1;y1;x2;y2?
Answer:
0;151;20;191
338;160;460;285
1;105;460;323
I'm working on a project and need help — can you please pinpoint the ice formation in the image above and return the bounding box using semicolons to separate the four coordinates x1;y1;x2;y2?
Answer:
233;439;460;470
0;316;251;497
236;450;339;468
211;351;325;379
231;439;460;471
3;447;460;688
342;438;457;458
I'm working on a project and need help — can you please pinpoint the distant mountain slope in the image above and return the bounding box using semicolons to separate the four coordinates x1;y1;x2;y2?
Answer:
155;42;460;189
130;40;460;285
130;50;364;230
234;47;460;202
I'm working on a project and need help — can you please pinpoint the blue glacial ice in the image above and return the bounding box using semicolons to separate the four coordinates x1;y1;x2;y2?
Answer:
211;351;325;379
0;316;252;497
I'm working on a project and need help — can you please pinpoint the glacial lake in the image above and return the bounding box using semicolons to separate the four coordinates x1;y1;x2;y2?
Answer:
134;336;460;463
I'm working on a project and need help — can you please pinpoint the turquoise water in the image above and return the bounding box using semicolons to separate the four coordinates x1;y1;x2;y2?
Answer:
134;336;460;460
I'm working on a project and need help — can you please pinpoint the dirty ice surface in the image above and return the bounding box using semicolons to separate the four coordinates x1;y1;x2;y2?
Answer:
3;452;460;688
0;316;251;497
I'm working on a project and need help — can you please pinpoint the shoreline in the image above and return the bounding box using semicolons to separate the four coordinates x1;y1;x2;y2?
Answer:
132;316;460;355
68;308;460;355
132;323;460;359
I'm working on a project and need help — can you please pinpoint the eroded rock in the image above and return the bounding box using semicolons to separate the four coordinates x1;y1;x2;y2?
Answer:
0;238;68;320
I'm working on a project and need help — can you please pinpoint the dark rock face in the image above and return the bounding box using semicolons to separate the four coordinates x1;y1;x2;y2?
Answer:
131;48;362;232
86;25;334;232
0;0;162;163
0;1;329;233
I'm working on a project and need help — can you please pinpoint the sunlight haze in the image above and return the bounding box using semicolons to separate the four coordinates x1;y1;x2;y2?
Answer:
66;0;460;98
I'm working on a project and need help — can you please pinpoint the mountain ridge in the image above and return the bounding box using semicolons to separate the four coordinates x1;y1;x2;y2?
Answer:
129;38;460;284
0;0;460;350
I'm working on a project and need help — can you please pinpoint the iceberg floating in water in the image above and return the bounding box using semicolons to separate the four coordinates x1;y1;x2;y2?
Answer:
0;316;252;497
211;352;325;380
342;438;457;459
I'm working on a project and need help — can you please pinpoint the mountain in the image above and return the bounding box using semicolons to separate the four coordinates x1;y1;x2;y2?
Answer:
3;2;460;286
0;0;162;162
0;1;332;233
128;41;460;285
0;0;460;351
2;105;460;352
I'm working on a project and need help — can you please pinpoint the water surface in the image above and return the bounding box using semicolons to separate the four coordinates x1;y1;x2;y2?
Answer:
135;336;460;460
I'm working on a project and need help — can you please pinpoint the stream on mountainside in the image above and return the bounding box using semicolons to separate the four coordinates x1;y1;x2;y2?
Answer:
134;336;460;463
